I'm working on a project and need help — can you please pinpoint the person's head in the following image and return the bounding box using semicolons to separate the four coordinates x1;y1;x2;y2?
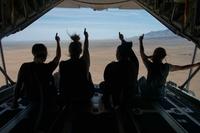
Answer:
116;45;130;61
69;34;82;59
32;43;47;63
152;47;166;63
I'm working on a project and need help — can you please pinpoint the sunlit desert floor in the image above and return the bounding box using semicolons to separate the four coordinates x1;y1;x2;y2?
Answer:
1;39;200;99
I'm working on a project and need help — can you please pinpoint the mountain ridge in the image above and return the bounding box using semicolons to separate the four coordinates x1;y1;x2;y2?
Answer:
128;29;192;46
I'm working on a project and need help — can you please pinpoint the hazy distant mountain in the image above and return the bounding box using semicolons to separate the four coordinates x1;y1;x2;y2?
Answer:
144;29;179;39
130;29;193;46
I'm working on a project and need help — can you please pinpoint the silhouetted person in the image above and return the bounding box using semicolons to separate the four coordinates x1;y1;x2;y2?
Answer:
103;32;139;110
59;28;93;109
59;29;94;133
139;34;200;100
12;33;61;132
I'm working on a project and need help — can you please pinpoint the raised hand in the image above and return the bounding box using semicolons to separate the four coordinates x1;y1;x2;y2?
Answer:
84;28;88;38
55;33;60;42
119;32;124;41
139;34;144;41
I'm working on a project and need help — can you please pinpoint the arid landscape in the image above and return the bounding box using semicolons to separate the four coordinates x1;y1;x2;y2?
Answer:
1;30;200;99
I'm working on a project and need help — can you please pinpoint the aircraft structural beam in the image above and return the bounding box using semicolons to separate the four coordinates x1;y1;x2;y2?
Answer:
186;45;198;90
0;40;8;84
180;65;200;89
135;0;200;49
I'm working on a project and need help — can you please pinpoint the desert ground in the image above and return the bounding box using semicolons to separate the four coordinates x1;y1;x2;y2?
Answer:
1;38;200;99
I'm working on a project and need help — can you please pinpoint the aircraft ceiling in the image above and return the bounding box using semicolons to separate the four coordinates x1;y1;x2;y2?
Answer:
0;0;141;39
57;0;141;10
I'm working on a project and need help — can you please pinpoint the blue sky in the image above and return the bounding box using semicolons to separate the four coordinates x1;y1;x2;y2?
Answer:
3;8;166;41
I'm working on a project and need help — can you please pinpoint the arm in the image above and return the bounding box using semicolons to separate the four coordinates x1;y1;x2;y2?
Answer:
51;33;61;65
119;32;132;48
119;32;126;43
170;62;200;72
119;32;139;72
139;34;151;67
82;28;90;75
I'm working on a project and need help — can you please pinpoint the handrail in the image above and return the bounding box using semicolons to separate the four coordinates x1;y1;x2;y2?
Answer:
0;85;14;104
167;82;200;107
153;102;188;133
0;66;15;85
0;105;32;133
